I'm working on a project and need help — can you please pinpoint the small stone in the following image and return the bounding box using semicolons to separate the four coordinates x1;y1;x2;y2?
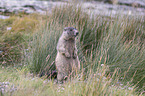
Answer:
103;77;106;80
120;84;123;86
128;87;133;90
101;64;104;66
4;82;9;85
0;51;3;54
97;73;101;76
6;27;12;31
43;80;47;84
104;0;118;5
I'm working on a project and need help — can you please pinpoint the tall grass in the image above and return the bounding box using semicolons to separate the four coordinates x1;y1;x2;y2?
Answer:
24;4;145;93
24;22;60;74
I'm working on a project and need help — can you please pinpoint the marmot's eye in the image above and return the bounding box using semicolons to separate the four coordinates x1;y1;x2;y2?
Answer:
64;29;67;31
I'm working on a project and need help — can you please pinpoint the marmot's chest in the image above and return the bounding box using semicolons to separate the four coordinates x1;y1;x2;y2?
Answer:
65;40;75;54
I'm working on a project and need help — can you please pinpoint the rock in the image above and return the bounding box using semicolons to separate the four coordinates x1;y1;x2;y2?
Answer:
10;7;35;14
0;0;67;15
23;5;43;11
0;0;145;18
83;1;145;17
0;0;47;14
118;1;145;8
6;27;12;31
104;0;118;5
0;82;16;95
0;15;9;19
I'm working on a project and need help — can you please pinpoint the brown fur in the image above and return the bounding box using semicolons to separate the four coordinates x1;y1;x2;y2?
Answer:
55;27;80;83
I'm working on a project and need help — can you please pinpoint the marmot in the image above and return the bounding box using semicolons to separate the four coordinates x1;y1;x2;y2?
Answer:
55;27;80;83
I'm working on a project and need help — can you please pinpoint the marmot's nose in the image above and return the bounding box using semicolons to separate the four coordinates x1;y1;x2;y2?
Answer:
76;32;79;36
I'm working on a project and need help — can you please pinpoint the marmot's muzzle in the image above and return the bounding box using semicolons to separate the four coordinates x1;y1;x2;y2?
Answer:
76;32;79;36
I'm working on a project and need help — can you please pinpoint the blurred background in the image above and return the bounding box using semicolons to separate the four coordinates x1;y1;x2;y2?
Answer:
0;0;145;19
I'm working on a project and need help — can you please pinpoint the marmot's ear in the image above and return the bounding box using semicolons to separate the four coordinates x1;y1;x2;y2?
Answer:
64;27;67;31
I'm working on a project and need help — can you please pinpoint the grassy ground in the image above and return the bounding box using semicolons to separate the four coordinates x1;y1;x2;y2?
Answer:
0;66;137;96
0;3;145;96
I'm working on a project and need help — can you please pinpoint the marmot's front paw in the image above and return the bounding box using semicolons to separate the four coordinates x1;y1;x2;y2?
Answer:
73;55;76;59
73;52;77;59
65;52;71;58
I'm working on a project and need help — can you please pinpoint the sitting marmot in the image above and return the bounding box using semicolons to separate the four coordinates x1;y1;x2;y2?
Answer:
55;27;80;83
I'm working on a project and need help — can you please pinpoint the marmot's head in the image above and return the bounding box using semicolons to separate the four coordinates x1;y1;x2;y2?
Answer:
63;27;79;40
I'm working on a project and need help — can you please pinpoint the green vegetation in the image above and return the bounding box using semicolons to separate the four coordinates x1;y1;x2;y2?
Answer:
0;4;144;96
0;65;137;96
0;14;40;65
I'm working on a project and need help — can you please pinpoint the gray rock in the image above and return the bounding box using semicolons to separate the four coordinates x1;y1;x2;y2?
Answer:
0;82;16;95
6;27;12;31
0;15;9;19
83;1;145;17
104;0;118;4
0;0;145;18
0;0;66;14
118;0;145;8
